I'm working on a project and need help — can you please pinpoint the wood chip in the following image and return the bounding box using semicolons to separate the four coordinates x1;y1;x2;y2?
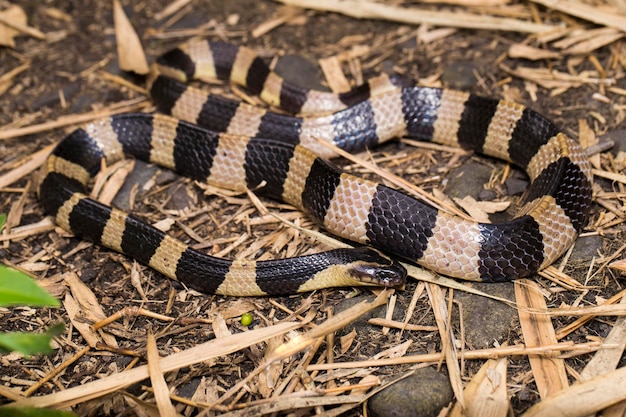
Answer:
508;43;560;60
319;56;352;93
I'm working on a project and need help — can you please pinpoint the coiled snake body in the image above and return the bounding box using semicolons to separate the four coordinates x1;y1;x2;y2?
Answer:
39;40;593;296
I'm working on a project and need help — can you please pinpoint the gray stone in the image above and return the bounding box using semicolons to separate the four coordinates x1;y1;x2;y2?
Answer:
478;188;497;201
454;282;517;349
112;160;159;211
505;177;529;196
441;61;478;90
445;161;493;200
333;295;387;335
274;54;327;91
602;129;626;155
368;367;454;417
571;235;605;263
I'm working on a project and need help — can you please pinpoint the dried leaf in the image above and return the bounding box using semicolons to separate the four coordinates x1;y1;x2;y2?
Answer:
112;0;149;74
609;259;626;274
340;328;357;354
258;335;284;397
454;195;509;223
0;5;27;47
450;357;509;417
63;276;119;349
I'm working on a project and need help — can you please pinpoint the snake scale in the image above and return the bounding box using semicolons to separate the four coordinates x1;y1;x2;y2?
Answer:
39;40;593;296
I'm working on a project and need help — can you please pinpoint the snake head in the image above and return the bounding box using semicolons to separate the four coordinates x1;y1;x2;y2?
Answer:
347;248;407;287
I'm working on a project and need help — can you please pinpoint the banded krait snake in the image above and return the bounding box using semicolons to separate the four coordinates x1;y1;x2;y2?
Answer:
39;40;593;296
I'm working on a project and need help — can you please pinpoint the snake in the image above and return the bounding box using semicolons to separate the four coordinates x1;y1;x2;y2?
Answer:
39;39;593;296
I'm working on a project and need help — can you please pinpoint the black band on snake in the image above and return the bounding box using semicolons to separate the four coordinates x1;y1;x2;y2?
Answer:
39;39;593;296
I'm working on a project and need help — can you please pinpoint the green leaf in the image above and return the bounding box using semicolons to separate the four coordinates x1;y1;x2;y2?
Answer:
0;406;75;417
0;323;64;356
0;266;60;307
0;213;6;231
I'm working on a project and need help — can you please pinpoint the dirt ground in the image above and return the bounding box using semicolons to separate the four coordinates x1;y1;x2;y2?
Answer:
1;0;625;416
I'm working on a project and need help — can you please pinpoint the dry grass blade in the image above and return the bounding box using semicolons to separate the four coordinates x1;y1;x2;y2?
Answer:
314;137;471;220
10;321;301;409
319;56;352;93
0;218;55;242
0;143;55;189
217;393;368;417
427;284;465;408
556;288;626;339
592;168;626;185
579;294;626;381
146;331;179;417
515;280;568;399
609;258;626;273
274;0;554;32
530;0;626;32
521;366;626;417
508;43;560;60
541;304;626;317
403;263;515;305
0;97;149;140
0;386;23;402
306;340;606;371
153;0;193;21
450;357;509;417
23;346;91;398
112;0;149;74
269;290;392;362
0;62;30;96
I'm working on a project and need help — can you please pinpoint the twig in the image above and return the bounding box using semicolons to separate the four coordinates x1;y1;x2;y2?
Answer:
0;97;150;141
273;0;555;33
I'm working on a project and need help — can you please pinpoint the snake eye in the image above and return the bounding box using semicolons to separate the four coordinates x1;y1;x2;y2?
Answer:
349;260;407;287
